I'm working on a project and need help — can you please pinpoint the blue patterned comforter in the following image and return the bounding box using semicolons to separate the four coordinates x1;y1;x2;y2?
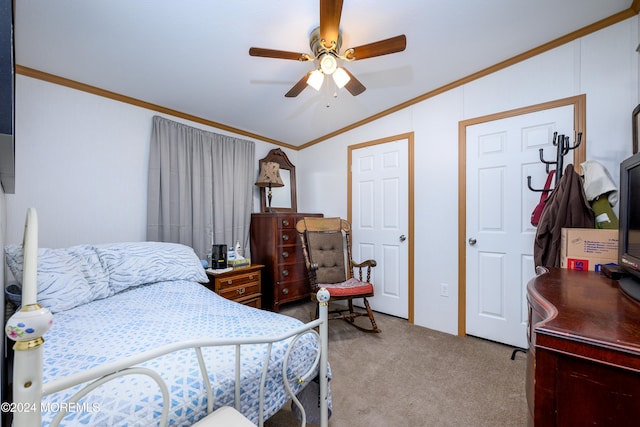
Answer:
41;280;319;426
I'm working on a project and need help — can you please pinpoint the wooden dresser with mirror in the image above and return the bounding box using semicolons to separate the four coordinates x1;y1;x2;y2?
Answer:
250;148;322;311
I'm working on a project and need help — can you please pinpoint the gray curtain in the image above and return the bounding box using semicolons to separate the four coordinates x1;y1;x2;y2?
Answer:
147;116;255;260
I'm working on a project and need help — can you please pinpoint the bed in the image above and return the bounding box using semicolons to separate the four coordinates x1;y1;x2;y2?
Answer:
4;208;330;427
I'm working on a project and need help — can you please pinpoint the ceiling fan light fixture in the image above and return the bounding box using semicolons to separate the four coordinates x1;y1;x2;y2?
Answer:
250;6;407;98
333;67;351;89
307;69;324;91
319;53;337;75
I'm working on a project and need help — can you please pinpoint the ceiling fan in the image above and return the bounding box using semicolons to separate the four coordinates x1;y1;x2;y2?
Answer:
249;0;407;98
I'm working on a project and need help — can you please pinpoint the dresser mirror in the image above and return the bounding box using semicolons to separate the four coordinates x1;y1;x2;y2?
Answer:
258;148;297;212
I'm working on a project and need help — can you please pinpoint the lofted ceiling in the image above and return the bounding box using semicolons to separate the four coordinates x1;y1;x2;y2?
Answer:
14;0;636;148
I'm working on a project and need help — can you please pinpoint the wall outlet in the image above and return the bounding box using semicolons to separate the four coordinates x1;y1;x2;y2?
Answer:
440;283;449;297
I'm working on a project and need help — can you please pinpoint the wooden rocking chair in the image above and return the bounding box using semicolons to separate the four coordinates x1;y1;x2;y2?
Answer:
296;217;381;333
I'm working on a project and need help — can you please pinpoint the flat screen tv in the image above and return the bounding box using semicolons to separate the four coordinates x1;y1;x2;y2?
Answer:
618;150;640;300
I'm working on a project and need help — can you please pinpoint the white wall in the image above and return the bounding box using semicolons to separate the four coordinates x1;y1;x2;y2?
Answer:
297;17;639;334
3;17;638;337
6;77;288;248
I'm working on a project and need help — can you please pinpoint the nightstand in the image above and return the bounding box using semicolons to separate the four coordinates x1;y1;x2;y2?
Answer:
203;264;264;308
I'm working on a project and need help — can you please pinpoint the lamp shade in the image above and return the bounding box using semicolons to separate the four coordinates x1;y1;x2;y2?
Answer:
255;161;285;187
319;53;337;75
307;69;324;91
333;67;351;89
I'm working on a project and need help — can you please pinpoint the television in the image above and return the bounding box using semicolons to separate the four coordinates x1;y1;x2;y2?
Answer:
618;150;640;300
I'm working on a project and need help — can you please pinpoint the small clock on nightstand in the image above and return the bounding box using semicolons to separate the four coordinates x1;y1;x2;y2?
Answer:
202;264;264;308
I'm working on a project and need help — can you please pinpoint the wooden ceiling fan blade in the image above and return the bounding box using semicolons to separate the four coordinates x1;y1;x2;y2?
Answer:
345;34;407;60
249;47;310;61
285;72;312;97
320;0;343;49
342;68;366;96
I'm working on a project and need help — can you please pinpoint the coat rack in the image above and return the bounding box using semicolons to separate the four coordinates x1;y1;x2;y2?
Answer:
527;131;582;192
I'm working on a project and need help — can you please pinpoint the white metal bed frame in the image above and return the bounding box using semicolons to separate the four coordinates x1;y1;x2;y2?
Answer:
5;208;330;427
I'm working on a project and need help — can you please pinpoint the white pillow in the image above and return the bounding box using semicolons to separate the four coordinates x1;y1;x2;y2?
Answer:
4;244;109;313
94;242;208;295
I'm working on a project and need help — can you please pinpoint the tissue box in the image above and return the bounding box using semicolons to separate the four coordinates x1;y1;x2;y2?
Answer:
560;228;618;271
228;257;251;267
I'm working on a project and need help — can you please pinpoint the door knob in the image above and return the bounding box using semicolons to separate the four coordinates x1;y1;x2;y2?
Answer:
468;237;477;246
399;234;407;242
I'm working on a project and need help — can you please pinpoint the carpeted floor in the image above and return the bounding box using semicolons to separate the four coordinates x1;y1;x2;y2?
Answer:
265;301;528;427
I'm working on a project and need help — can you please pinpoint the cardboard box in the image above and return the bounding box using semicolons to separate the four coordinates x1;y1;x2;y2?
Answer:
562;256;618;272
560;228;618;271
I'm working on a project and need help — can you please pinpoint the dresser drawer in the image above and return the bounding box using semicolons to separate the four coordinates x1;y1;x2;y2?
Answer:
218;282;261;301
275;262;308;283
277;215;299;229
216;270;260;291
237;295;262;309
276;278;310;302
278;228;299;245
276;243;304;264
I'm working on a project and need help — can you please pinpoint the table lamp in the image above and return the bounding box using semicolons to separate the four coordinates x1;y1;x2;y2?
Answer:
255;161;284;212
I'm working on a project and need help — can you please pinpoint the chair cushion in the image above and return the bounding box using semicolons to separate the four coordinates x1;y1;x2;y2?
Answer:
307;231;347;284
320;277;374;297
